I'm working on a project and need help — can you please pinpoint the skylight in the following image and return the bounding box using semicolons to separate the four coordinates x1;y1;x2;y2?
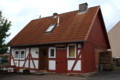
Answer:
46;24;56;33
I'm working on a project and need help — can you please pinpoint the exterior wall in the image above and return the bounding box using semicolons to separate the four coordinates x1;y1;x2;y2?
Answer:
108;21;120;57
9;47;39;72
47;43;83;73
83;13;108;73
83;42;107;73
87;14;107;47
9;43;84;73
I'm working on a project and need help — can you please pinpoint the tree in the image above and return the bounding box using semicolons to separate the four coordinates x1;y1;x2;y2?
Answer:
0;11;11;55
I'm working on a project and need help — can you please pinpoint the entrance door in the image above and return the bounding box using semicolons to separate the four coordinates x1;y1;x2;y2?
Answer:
39;49;48;70
56;49;67;73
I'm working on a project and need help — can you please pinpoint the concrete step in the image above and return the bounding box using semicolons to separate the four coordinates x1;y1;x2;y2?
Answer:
31;72;48;75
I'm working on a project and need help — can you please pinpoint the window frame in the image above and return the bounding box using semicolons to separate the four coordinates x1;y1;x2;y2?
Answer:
57;46;66;49
45;24;56;33
49;47;56;58
14;50;19;59
20;49;25;59
67;44;76;58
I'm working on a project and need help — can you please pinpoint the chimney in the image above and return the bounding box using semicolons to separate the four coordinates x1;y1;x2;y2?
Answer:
79;3;88;12
53;13;58;16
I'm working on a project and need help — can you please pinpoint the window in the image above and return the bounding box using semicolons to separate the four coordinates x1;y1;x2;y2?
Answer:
46;24;56;33
49;47;56;58
67;44;76;58
57;46;66;49
20;51;25;58
43;50;47;56
15;51;19;58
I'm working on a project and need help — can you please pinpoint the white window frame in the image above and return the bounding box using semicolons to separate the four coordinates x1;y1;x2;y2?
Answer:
20;49;25;59
49;47;56;58
57;46;66;49
14;50;19;59
45;24;56;33
67;44;76;58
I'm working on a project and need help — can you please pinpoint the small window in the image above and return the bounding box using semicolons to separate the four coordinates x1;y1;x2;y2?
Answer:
20;51;25;58
50;49;54;57
69;45;75;57
46;24;56;33
49;47;56;58
15;51;19;58
43;50;47;56
67;44;76;58
57;46;66;49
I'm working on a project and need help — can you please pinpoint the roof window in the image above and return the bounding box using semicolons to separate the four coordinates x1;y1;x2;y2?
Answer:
45;24;56;33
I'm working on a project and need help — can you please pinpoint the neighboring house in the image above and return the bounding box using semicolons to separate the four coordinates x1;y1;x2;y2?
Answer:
108;21;120;58
9;3;110;74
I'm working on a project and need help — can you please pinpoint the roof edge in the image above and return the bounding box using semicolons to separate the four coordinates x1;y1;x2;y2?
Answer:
85;6;100;40
10;40;86;47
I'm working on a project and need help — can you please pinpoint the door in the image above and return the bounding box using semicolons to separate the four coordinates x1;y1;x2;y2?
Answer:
39;49;48;70
56;49;67;73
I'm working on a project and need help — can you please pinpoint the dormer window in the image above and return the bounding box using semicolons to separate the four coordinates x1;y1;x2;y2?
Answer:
45;24;56;33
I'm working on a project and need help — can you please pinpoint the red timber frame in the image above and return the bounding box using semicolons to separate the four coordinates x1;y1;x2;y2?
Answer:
67;43;83;73
9;47;39;72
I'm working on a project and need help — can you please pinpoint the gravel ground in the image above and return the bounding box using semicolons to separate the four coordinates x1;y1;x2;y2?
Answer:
89;69;120;78
1;69;120;80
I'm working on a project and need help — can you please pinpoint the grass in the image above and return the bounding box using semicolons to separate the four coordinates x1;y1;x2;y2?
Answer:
0;63;1;66
114;67;120;69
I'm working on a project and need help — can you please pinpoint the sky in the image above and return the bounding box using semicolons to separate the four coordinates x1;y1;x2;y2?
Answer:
0;0;120;44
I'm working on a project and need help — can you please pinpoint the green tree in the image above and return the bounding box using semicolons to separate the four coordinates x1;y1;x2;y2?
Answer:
0;11;11;55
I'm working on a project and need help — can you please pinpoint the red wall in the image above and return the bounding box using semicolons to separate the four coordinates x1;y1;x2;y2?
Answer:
87;14;107;47
82;13;108;73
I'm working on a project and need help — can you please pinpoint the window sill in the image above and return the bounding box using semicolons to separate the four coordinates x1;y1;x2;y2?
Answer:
49;57;55;58
67;57;76;58
20;58;25;60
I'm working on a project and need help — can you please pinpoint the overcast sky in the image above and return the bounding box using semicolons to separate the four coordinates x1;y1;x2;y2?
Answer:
0;0;120;43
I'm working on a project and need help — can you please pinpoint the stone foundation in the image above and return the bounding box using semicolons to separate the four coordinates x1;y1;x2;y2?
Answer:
48;71;97;77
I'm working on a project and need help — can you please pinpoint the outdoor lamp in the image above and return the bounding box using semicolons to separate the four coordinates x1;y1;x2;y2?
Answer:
36;49;38;54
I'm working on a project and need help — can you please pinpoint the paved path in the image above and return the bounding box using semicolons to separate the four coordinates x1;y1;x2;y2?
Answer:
1;69;120;80
1;73;120;80
1;73;88;80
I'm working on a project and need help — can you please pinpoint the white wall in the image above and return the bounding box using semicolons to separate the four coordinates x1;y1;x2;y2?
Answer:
26;48;29;58
11;59;14;66
30;60;34;68
11;48;14;57
20;61;24;67
14;61;18;67
73;60;81;71
25;60;29;68
31;47;39;58
10;47;39;70
67;60;75;70
34;60;38;69
49;60;56;70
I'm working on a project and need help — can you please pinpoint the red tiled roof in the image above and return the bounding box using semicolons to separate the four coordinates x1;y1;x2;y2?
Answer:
10;6;100;46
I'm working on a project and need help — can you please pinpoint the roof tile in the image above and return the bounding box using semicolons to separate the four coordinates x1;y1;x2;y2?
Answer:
10;6;100;46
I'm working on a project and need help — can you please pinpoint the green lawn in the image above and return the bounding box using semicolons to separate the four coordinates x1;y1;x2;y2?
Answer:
114;67;120;69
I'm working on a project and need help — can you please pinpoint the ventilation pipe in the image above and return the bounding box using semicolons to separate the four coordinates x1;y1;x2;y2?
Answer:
39;15;41;19
57;16;59;26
